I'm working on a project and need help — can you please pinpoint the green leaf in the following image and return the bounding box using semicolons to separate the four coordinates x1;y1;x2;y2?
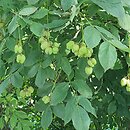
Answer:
111;40;130;53
87;4;99;17
84;26;101;48
126;55;130;66
35;99;48;112
0;78;10;94
108;101;117;115
44;67;55;80
64;96;77;124
62;57;72;76
92;0;130;31
8;15;19;34
96;26;130;52
121;0;130;6
72;80;92;98
117;105;130;119
37;82;52;97
43;19;68;29
19;6;38;16
0;0;14;9
53;103;65;119
10;72;23;88
22;126;31;130
77;58;89;79
0;41;5;57
22;17;33;25
91;0;125;19
27;0;39;5
41;107;52;129
114;94;126;106
24;50;41;66
35;67;46;88
2;51;15;63
21;120;33;127
0;118;4;129
78;96;96;117
98;41;117;71
72;105;91;130
15;110;28;119
95;26;115;39
61;0;78;11
0;59;5;77
10;114;17;129
113;58;123;70
102;94;113;104
42;57;52;69
31;7;48;19
30;22;43;36
50;82;69;105
27;64;39;78
119;14;130;32
6;37;16;51
16;123;22;130
93;58;104;80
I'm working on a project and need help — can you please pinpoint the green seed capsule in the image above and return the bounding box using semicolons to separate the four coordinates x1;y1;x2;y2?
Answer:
120;78;127;87
42;96;50;104
85;66;93;75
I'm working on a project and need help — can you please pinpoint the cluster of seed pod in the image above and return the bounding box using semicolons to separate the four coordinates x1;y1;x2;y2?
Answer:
85;58;97;75
66;41;93;58
42;95;50;104
14;40;26;64
20;86;34;98
39;31;60;55
66;41;97;75
120;77;130;92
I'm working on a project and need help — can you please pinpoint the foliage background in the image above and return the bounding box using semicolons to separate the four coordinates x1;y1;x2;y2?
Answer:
0;0;130;130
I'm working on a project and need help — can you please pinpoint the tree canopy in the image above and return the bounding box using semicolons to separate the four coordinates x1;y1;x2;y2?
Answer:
0;0;130;130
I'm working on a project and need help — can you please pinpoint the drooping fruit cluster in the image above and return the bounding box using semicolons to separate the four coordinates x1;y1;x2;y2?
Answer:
16;54;26;64
20;86;34;98
42;95;50;104
66;41;93;58
85;58;97;75
14;40;26;64
66;41;97;76
120;77;130;92
39;31;60;55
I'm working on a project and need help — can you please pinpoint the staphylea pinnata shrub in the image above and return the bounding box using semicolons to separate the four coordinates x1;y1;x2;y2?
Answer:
0;0;130;130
